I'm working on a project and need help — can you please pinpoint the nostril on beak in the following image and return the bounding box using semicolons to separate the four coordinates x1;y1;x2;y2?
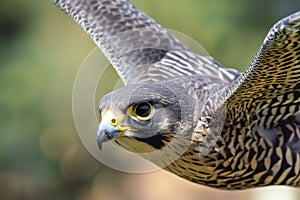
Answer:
110;118;117;126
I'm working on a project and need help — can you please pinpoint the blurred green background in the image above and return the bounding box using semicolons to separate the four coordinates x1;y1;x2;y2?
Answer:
0;0;300;200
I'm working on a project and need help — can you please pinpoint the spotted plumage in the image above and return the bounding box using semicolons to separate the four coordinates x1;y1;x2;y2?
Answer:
52;0;300;189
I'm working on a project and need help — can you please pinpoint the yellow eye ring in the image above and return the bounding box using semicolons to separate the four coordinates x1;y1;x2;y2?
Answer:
128;102;154;121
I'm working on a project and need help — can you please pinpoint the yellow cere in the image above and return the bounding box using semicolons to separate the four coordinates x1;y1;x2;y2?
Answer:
102;109;138;135
101;110;118;126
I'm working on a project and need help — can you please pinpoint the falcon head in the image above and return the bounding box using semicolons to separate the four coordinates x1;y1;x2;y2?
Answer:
97;82;196;153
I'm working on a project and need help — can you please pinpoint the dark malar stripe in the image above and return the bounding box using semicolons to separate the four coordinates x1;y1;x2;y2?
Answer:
134;134;167;149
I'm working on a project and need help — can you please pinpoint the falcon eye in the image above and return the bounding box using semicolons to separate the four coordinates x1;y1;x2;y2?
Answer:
135;103;151;117
129;102;154;121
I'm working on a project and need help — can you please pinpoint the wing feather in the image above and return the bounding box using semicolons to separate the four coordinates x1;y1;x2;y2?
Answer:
225;11;300;128
52;0;239;85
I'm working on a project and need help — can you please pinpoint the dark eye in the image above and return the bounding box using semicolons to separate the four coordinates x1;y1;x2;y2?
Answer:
135;103;151;118
129;102;153;120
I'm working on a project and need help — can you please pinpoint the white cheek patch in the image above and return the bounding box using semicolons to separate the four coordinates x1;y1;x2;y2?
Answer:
123;131;137;137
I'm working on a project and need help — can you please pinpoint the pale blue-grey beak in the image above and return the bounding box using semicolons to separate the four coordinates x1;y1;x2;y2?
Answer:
96;110;137;150
96;121;120;150
96;110;122;150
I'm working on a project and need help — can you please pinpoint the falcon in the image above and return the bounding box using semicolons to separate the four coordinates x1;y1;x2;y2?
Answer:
52;0;300;189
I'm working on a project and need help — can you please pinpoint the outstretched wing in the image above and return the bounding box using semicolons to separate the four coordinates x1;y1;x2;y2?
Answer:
225;11;300;129
52;0;239;85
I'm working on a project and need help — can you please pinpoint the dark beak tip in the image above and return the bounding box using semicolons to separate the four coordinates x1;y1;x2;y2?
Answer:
96;135;104;151
98;141;103;151
97;122;120;151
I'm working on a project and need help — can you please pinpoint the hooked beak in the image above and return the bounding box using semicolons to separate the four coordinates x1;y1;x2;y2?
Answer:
96;110;137;150
96;110;123;150
96;121;121;150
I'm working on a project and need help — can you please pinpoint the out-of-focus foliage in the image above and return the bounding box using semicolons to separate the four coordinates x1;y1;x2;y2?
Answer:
0;0;299;200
